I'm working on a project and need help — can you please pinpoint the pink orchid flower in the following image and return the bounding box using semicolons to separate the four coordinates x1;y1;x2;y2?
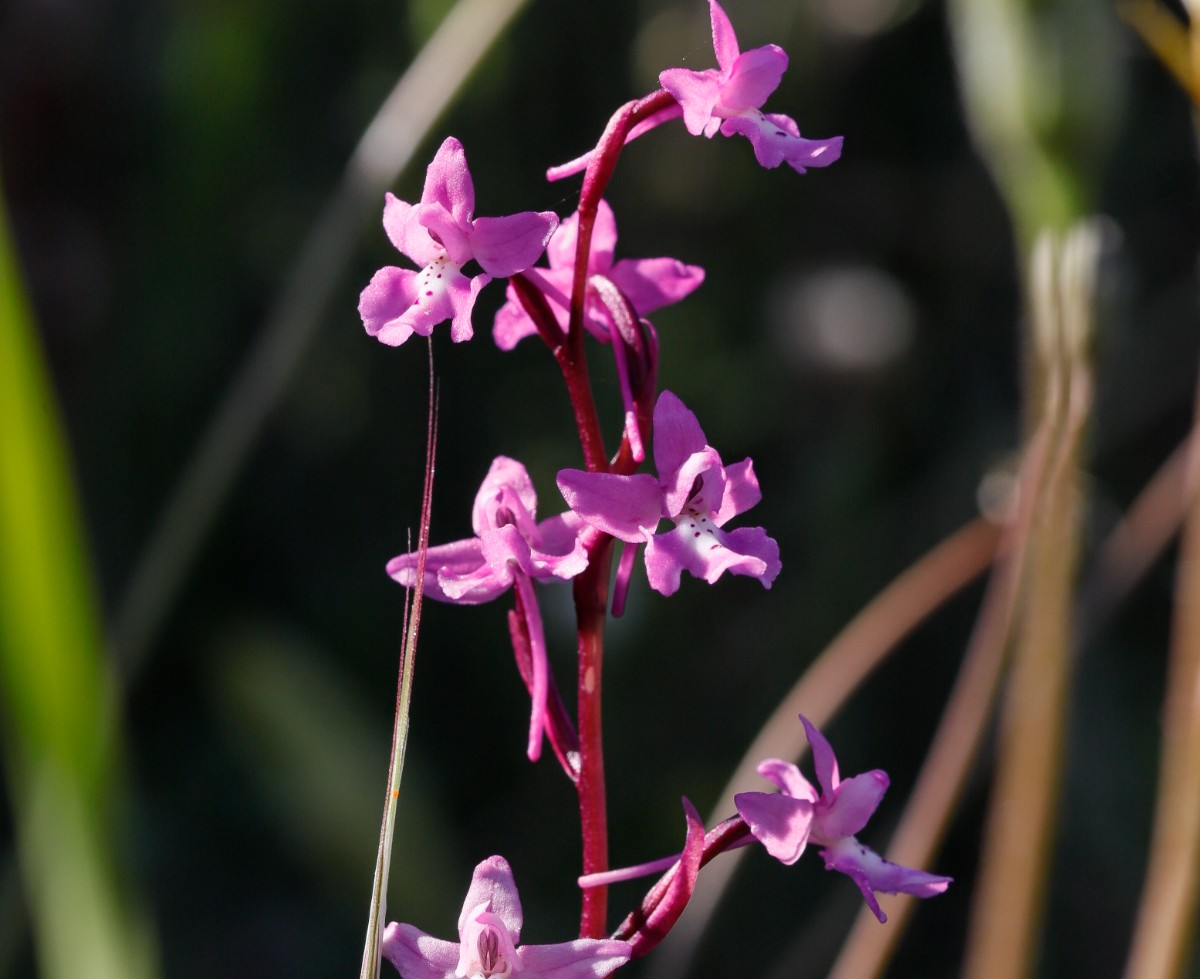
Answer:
735;715;952;922
383;856;632;979
360;136;558;345
387;457;586;762
659;1;843;173
493;199;704;350
557;390;780;603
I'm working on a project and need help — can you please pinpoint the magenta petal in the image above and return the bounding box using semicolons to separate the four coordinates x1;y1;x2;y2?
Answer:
734;790;815;865
474;457;539;535
645;522;778;594
708;0;741;71
470;211;559;278
386;537;486;602
721;45;787;109
448;273;489;343
418;203;473;266
422;136;475;226
458;856;524;942
659;67;723;136
755;758;818;802
557;470;664;543
516;940;633;978
438;559;510;604
820;837;952;923
819;771;889;840
800;715;841;796
380;922;459;979
714;457;762;525
382;192;441;267
652;390;710;482
608;257;705;316
492;293;540;350
359;266;419;346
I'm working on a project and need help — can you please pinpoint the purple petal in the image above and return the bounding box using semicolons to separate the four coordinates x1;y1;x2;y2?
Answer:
359;266;420;346
533;510;587;559
513;573;550;762
644;522;779;594
608;257;705;316
382;192;441;268
386;537;487;603
819;837;952;923
516;940;633;978
708;0;741;72
448;273;489;343
801;715;841;797
422;136;475;225
720;112;843;172
734;790;815;865
381;922;459;979
473;457;539;535
659;67;723;136
459;856;524;942
557;470;664;543
651;390;710;486
438;559;511;604
817;770;889;841
418;203;473;266
755;758;818;802
713;457;761;525
721;45;787;110
470;211;559;278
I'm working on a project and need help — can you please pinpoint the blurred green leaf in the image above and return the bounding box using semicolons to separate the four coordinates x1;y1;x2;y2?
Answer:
0;180;158;979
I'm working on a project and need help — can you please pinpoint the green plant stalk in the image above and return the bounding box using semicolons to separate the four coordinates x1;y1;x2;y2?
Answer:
0;179;158;978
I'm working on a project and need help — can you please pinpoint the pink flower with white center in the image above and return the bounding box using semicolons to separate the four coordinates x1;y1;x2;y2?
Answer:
383;856;632;979
359;137;558;345
659;1;843;173
557;390;780;601
734;715;952;922
387;456;587;761
493;199;704;350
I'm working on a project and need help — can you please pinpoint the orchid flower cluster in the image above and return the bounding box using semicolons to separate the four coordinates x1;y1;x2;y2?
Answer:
361;3;948;974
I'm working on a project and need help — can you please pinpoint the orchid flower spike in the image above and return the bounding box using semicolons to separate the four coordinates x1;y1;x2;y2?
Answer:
383;856;633;979
493;199;704;350
558;390;780;604
734;715;952;922
388;456;587;761
659;1;843;172
360;136;558;345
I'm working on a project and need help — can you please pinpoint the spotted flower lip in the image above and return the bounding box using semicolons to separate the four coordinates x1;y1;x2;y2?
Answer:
493;199;704;350
382;856;633;979
557;390;780;597
658;0;843;173
734;715;952;922
359;136;558;346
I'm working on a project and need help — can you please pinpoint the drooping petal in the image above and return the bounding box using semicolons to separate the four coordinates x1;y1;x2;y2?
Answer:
381;922;459;979
470;210;559;279
734;790;815;865
644;521;779;594
755;758;818;802
421;136;476;226
819;837;952;923
719;111;843;172
359;266;421;346
448;272;489;343
720;45;788;110
816;770;889;841
458;856;524;943
651;390;710;487
517;939;633;978
607;257;705;317
708;0;741;72
557;470;664;543
437;557;512;604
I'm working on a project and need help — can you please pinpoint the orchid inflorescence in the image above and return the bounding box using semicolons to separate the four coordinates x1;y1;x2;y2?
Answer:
360;2;947;974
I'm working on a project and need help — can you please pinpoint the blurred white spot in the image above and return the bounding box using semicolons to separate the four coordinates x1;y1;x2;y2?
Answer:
977;459;1019;525
771;265;914;374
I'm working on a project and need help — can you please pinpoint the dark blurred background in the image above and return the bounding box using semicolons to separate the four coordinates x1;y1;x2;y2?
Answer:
3;0;1199;975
